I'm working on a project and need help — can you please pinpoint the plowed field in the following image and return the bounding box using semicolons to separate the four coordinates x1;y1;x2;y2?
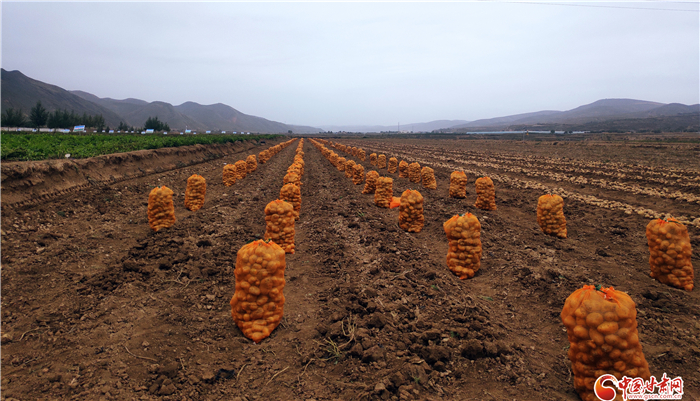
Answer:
2;136;699;401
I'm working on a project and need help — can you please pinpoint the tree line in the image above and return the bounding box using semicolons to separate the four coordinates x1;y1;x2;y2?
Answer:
2;101;170;133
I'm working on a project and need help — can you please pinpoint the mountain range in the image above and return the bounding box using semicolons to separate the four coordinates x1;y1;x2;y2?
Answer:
2;68;697;133
1;69;321;133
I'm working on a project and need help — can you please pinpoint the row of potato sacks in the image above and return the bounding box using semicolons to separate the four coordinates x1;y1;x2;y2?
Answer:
229;139;306;344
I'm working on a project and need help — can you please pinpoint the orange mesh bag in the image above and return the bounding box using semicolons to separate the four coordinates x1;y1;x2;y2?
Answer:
337;157;346;172
223;164;237;187
374;177;393;208
646;218;694;291
474;176;497;211
330;152;339;167
399;160;409;178
184;174;206;211
234;160;248;180
258;149;270;164
388;157;398;174
370;153;378;166
537;194;566;238
408;162;422;183
246;154;258;173
287;163;302;179
362;170;380;194
263;200;296;254
293;156;305;176
561;286;651;401
421;166;437;190
359;149;366;161
353;164;365;185
345;160;356;178
399;189;424;233
148;186;176;231
230;240;286;343
283;172;301;188
449;171;468;198
444;213;482;279
377;154;387;169
280;183;301;220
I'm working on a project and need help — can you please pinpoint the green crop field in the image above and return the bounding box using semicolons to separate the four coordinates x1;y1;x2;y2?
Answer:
0;132;282;161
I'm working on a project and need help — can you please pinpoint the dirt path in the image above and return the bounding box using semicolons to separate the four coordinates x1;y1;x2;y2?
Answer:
2;137;699;401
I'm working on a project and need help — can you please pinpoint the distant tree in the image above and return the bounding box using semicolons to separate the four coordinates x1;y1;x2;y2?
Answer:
144;116;170;131
550;129;555;134
1;108;28;127
29;101;49;128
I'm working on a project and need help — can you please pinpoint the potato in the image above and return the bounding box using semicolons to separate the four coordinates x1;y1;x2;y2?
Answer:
421;166;437;190
444;213;482;279
561;286;650;401
408;162;421;183
399;190;424;233
223;164;237;186
184;174;206;211
399;160;409;178
363;171;380;194
148;186;176;231
474;176;496;211
374;177;393;208
230;239;286;343
263;200;296;254
646;218;694;291
449;171;468;198
537;194;567;238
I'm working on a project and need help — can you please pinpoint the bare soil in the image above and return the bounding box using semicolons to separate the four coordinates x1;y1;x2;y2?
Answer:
1;137;699;401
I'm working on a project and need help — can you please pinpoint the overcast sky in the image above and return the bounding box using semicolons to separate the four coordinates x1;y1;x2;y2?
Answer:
2;1;698;127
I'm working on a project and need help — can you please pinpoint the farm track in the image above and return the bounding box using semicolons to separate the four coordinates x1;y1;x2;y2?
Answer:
1;137;699;401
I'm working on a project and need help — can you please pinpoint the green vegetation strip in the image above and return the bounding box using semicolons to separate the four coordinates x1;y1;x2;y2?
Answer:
0;132;282;161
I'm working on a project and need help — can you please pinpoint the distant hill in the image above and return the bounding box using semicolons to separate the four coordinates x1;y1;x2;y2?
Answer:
321;120;470;133
2;69;322;133
1;69;124;127
447;99;699;131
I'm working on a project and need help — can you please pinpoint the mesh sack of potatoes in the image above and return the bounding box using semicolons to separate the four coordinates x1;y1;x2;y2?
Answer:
363;171;380;194
646;218;694;291
399;189;424;233
399;160;409;178
359;149;366;161
377;154;387;169
443;213;482;279
258;149;270;164
330;152;339;167
283;172;301;188
234;160;248;180
474;176;497;211
148;186;176;231
408;162;422;183
345;159;356;178
230;239;286;343
184;174;206;211
561;285;651;401
264;199;296;254
370;153;378;166
336;157;346;172
374;177;393;208
280;183;301;220
388;157;398;174
223;164;237;186
287;163;302;179
353;164;365;185
421;166;437;190
537;194;567;238
246;154;257;173
449;171;468;198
